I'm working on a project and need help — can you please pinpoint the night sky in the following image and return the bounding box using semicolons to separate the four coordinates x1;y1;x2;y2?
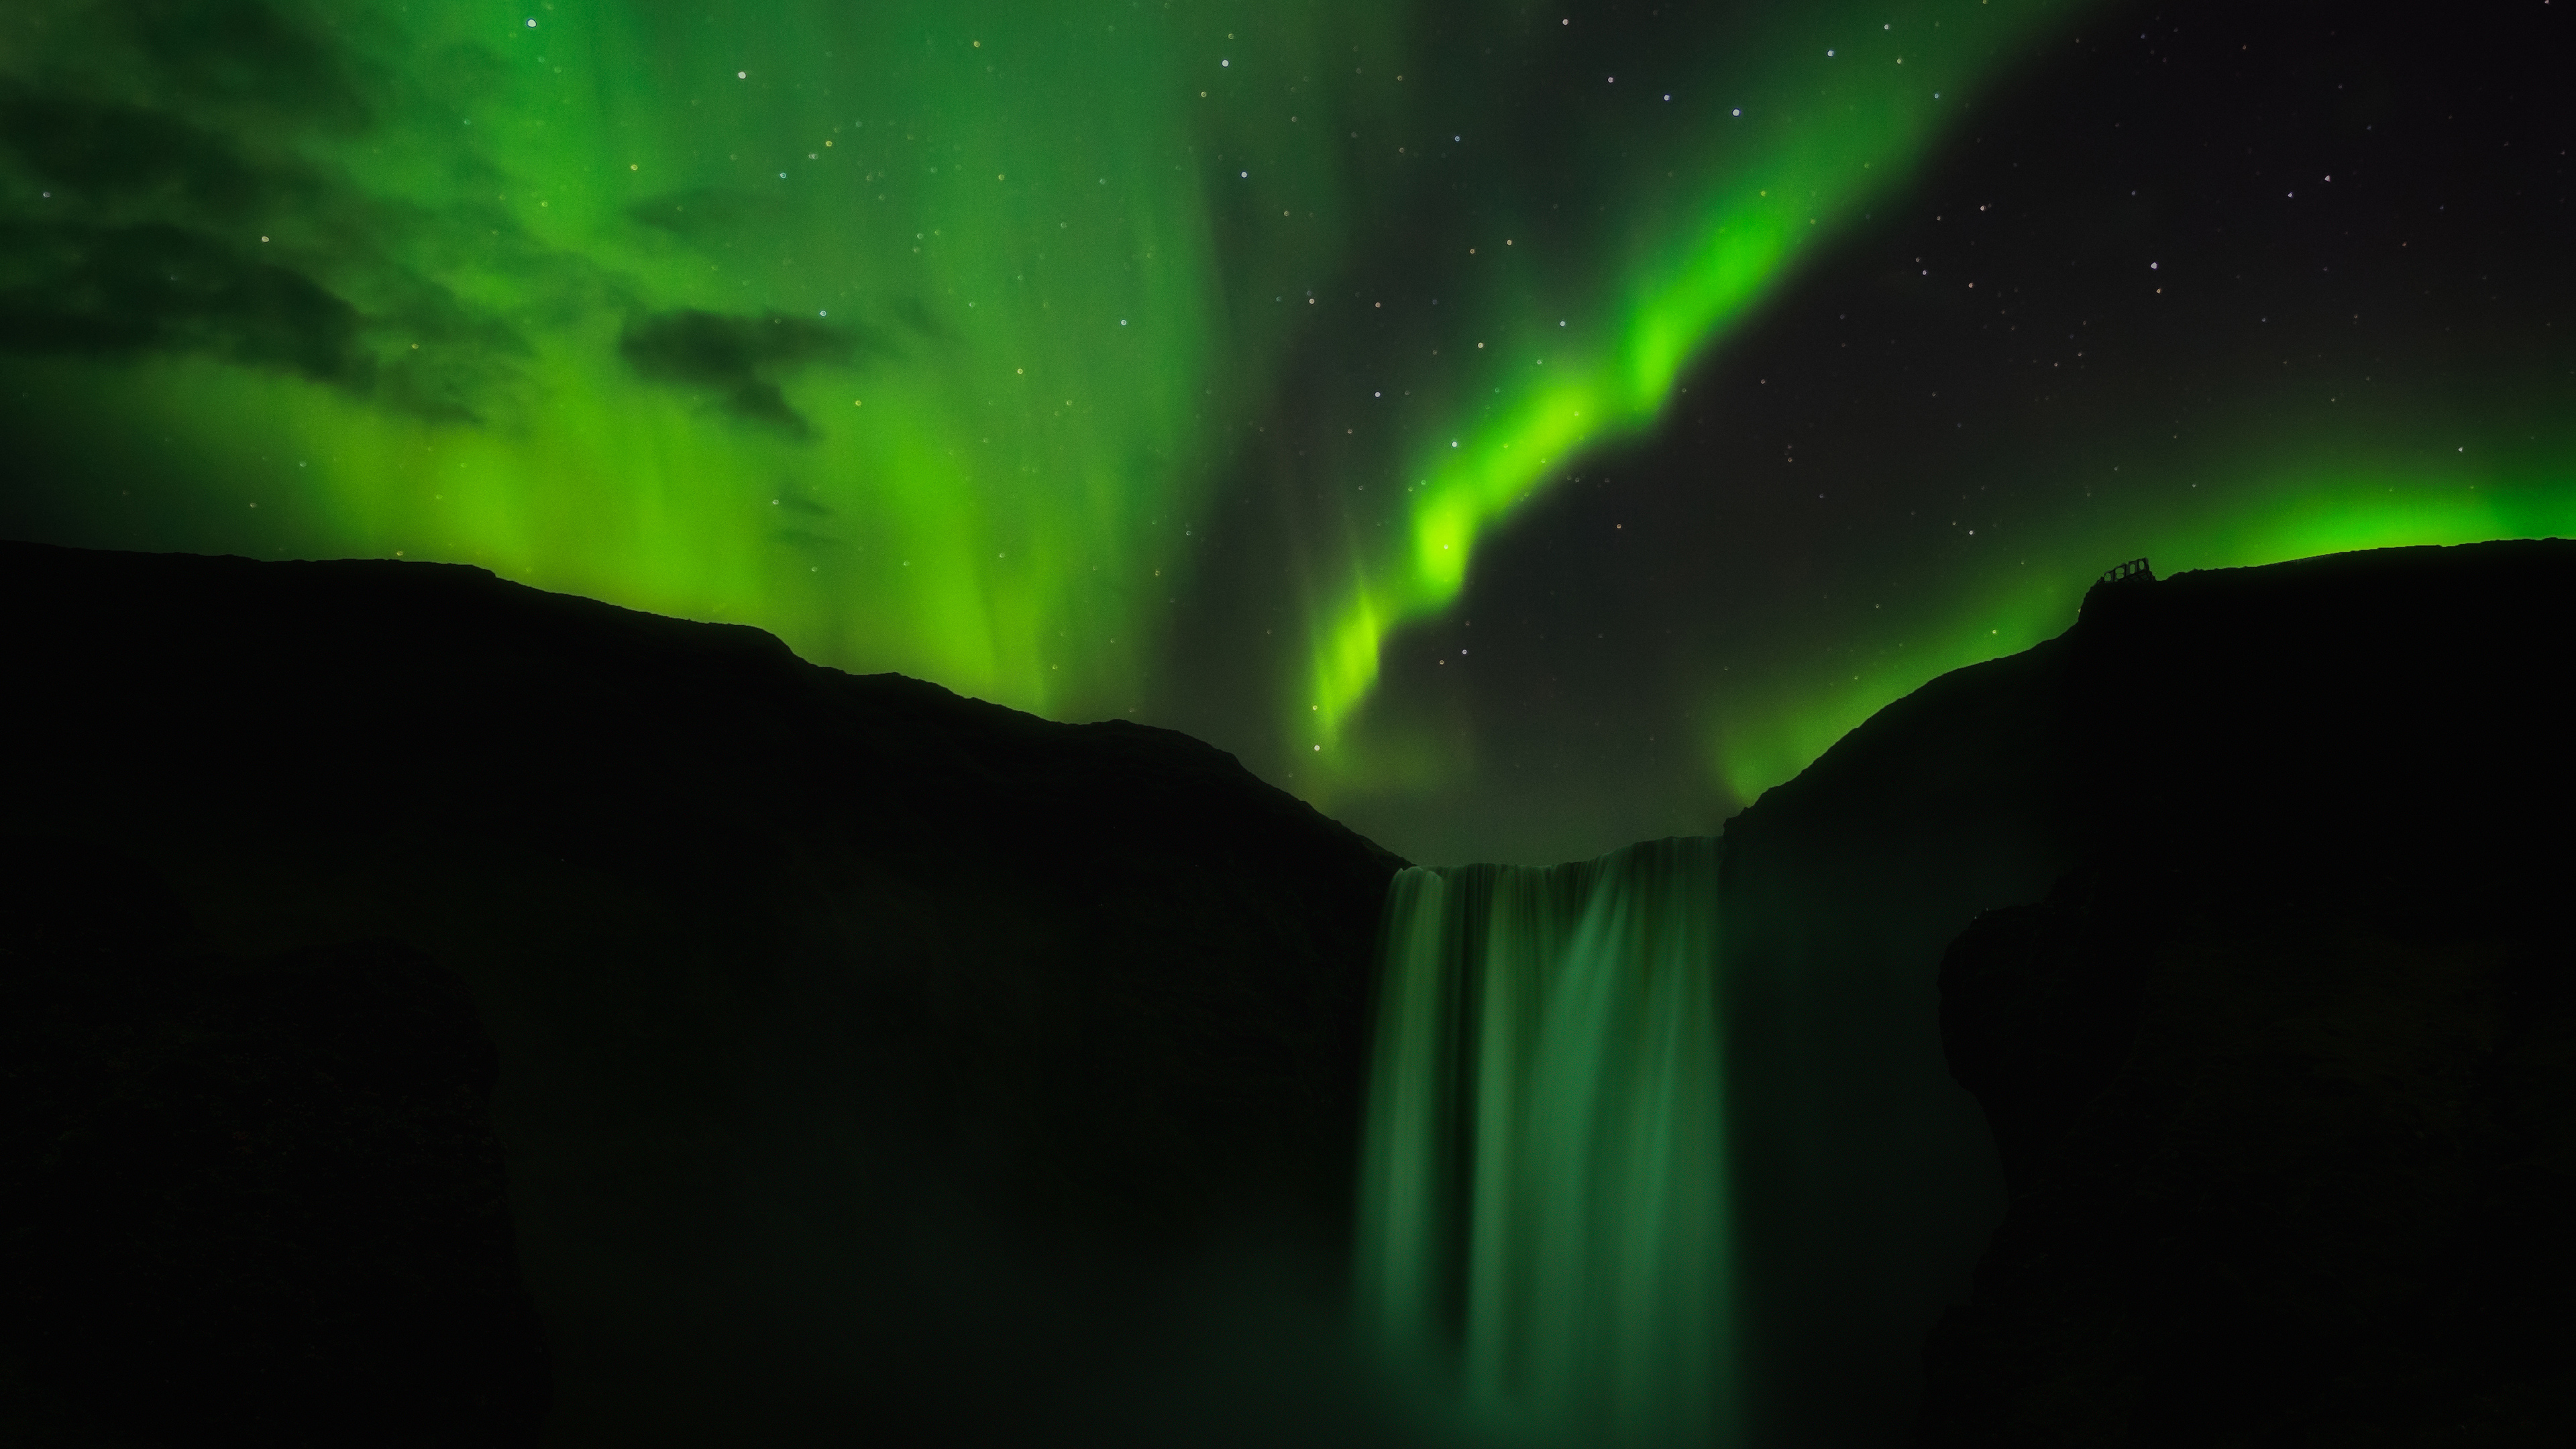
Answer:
2;0;2568;866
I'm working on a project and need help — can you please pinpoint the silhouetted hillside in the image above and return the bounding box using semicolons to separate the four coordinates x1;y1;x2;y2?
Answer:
3;537;2566;1448
1917;542;2576;1445
1703;538;2575;1448
0;541;1405;1446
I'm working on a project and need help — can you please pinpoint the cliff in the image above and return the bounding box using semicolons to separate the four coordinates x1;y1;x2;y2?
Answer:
1700;538;2574;1447
0;541;1405;1446
1915;541;2576;1444
4;535;2566;1447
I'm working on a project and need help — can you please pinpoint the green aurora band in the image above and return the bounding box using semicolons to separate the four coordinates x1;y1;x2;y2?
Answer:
6;0;2571;831
1287;3;2086;756
0;4;2070;760
1701;441;2576;808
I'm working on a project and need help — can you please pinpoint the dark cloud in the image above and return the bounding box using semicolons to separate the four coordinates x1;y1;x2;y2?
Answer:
0;205;539;419
626;189;791;246
0;5;880;433
887;294;947;341
0;220;362;380
0;85;286;222
115;0;372;129
617;310;868;437
0;41;538;419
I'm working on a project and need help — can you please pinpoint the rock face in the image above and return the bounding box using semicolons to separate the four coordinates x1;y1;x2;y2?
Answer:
1686;539;2574;1448
0;541;1405;1446
1927;871;2575;1445
1917;542;2576;1444
0;839;549;1446
5;535;2566;1447
1711;623;2081;1448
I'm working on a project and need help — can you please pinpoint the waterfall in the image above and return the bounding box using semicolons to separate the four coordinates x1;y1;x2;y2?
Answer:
1354;837;1733;1448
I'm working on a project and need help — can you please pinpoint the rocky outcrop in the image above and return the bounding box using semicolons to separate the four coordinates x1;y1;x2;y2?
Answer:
1917;541;2576;1445
1699;539;2575;1448
1925;865;2575;1444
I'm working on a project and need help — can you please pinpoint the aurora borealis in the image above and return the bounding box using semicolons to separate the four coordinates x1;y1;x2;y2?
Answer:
3;0;2571;865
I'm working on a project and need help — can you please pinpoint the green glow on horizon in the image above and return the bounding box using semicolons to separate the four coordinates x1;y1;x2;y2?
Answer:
17;0;2569;852
0;0;2094;747
0;0;1411;714
1702;456;2576;807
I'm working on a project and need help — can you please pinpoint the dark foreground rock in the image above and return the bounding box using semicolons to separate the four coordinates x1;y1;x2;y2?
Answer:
1916;542;2576;1445
7;535;2566;1447
1357;540;2569;1448
1928;868;2575;1446
0;541;1405;1447
0;839;547;1446
1711;590;2080;1448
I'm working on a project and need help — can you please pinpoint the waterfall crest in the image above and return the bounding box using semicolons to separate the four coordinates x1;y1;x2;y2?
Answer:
1354;837;1732;1448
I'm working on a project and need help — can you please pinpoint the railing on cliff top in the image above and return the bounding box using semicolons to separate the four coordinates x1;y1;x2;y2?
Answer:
2098;557;2153;585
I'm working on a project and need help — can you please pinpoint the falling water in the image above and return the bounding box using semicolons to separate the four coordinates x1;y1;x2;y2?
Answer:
1354;837;1733;1448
